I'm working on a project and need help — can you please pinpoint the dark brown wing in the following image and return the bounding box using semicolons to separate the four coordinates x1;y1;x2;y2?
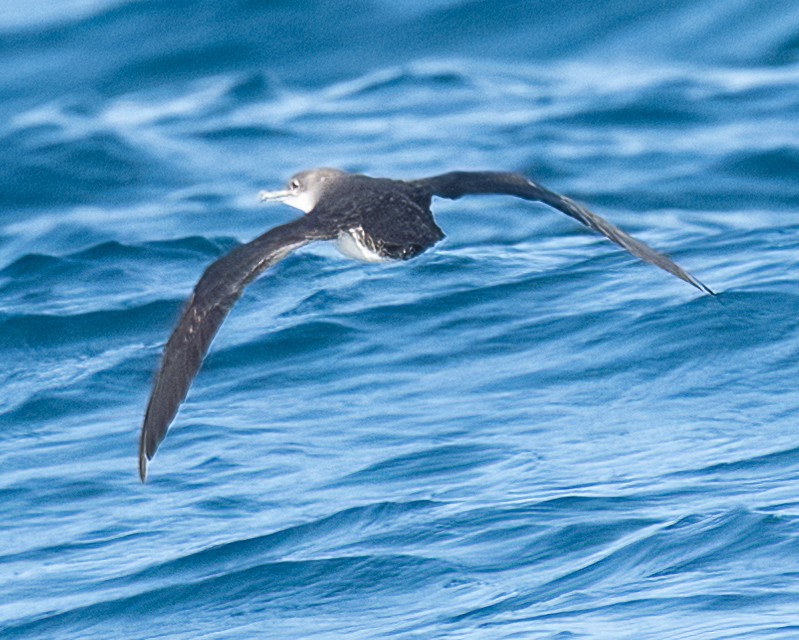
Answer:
138;215;335;481
414;171;713;295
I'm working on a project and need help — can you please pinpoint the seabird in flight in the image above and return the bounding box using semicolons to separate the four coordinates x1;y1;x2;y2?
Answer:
138;168;713;480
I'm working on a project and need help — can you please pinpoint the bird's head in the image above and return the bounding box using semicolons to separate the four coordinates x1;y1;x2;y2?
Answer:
259;167;344;213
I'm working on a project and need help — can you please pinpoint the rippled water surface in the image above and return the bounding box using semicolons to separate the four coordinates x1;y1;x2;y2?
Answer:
2;2;799;638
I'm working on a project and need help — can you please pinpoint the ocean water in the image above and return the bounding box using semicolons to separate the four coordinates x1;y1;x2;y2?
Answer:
2;1;799;638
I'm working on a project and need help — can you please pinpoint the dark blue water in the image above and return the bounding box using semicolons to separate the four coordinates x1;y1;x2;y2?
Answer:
2;2;799;638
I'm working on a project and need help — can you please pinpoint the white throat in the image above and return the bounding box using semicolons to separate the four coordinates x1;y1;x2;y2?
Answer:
281;191;318;214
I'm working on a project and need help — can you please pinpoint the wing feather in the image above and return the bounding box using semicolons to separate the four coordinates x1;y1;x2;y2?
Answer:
415;171;713;295
138;215;333;481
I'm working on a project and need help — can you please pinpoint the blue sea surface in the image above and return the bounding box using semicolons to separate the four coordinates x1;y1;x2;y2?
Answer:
2;1;799;638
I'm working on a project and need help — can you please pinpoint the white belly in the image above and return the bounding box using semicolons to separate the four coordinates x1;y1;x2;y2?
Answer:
336;229;387;263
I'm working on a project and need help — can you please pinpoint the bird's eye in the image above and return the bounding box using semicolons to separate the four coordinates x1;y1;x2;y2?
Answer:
289;179;300;190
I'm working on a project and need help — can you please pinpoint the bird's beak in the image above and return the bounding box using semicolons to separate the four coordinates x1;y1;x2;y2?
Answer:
259;189;292;203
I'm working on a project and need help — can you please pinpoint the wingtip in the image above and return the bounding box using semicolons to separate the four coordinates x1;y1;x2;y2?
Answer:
138;429;150;482
138;453;148;483
689;276;716;297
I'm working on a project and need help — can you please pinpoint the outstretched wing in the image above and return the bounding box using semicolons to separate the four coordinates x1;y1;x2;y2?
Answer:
138;215;335;481
414;171;713;295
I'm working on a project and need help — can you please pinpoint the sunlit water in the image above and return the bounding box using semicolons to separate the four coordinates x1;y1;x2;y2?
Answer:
2;2;799;638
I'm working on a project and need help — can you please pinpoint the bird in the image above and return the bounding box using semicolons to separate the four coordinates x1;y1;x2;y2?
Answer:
138;168;713;481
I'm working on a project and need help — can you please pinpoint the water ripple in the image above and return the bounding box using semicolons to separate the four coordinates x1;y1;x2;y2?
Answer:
2;1;799;638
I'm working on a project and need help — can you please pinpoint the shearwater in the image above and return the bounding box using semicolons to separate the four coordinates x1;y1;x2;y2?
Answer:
138;168;714;481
